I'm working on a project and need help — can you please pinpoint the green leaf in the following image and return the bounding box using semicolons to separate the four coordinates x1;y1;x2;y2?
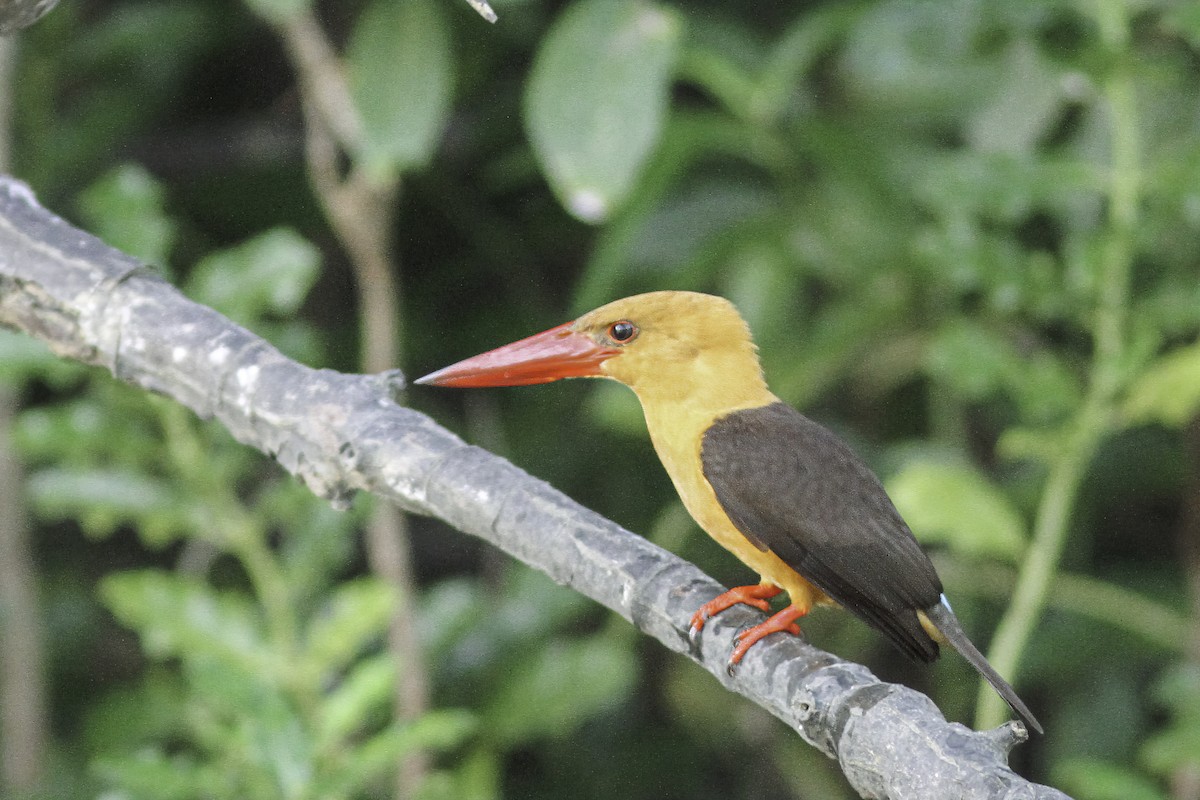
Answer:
624;179;773;271
348;0;452;174
315;654;394;748
314;711;476;798
416;579;488;660
1142;723;1200;780
1125;342;1200;428
524;0;682;222
964;37;1065;156
243;0;312;23
1140;662;1200;778
99;570;269;673
83;669;189;754
268;480;360;598
1055;758;1168;800
304;578;395;677
93;750;224;800
17;396;135;464
184;657;314;795
27;466;184;544
1008;351;1081;424
427;748;500;800
997;423;1074;466
917;152;1100;225
488;565;595;645
925;322;1015;400
924;321;1079;423
0;330;65;385
419;568;593;665
484;634;635;746
1164;3;1200;52
77;163;176;270
752;4;863;122
1151;662;1200;717
381;709;475;758
585;379;647;438
887;458;1027;561
183;655;280;719
186;227;321;323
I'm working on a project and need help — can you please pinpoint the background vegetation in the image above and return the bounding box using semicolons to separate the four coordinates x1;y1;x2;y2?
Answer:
2;0;1200;798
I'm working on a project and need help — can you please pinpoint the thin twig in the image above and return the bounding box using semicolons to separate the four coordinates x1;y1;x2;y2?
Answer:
0;383;47;794
0;34;47;796
1172;419;1200;800
275;8;362;149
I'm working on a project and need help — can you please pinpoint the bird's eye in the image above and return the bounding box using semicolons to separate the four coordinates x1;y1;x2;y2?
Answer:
607;320;638;343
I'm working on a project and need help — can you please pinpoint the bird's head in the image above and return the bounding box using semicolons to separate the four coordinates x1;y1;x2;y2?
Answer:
417;291;769;407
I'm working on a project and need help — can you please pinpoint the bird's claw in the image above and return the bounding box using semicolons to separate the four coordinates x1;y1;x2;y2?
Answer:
688;585;790;658
726;607;807;668
688;622;704;648
687;609;711;651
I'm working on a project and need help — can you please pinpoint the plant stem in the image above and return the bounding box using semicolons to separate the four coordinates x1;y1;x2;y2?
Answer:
0;386;47;794
160;404;301;662
0;35;48;796
937;559;1190;654
975;0;1139;729
262;8;431;795
976;426;1096;728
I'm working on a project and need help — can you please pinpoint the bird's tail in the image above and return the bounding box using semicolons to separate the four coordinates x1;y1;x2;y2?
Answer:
921;598;1043;735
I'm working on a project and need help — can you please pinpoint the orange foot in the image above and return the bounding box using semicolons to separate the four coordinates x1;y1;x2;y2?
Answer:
688;584;783;645
729;604;808;666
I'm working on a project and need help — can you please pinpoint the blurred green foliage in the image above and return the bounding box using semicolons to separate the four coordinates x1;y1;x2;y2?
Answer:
5;0;1200;798
348;0;452;175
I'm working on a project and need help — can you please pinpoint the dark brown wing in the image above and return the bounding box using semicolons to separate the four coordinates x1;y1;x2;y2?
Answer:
701;402;943;662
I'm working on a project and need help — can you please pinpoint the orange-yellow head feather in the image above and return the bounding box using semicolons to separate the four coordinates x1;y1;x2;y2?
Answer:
418;291;771;409
571;291;770;410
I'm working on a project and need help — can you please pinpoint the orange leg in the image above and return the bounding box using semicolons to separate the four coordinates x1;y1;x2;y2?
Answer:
689;584;783;642
729;604;808;665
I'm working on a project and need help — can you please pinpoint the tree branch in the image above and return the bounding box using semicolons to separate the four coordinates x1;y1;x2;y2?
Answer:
0;175;1069;800
0;0;58;35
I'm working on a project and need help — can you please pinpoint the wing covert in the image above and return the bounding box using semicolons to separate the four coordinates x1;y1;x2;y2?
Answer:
700;402;943;662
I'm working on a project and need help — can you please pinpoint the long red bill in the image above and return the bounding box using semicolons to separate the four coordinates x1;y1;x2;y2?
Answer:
415;322;619;388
